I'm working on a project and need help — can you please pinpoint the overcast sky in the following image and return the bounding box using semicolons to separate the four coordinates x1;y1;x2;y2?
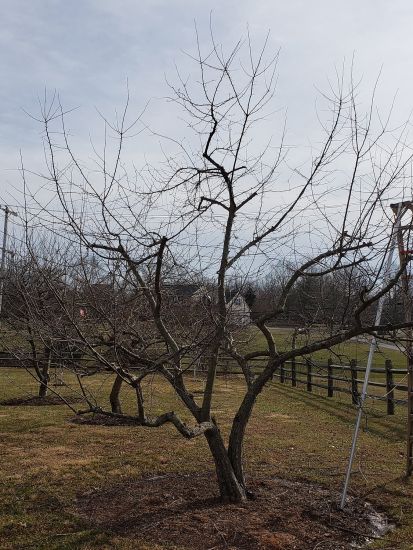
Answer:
1;0;413;207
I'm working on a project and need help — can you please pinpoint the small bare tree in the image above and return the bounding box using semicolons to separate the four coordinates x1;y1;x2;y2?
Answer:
16;34;413;502
3;242;72;398
2;240;120;401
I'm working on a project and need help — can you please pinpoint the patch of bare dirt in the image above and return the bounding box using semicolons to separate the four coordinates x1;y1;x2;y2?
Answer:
0;395;82;406
70;413;140;426
75;473;391;549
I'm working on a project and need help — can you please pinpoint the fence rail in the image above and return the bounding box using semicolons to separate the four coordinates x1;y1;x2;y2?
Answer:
0;351;408;415
214;356;408;415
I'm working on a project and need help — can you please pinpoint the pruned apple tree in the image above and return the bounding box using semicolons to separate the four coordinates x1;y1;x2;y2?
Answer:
16;34;413;502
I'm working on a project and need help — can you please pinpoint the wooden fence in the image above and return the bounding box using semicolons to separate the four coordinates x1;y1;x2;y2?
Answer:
1;350;408;416
216;357;408;415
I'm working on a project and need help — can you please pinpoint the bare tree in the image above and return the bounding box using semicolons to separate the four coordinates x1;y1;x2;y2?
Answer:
3;242;72;398
2;240;119;401
16;34;413;502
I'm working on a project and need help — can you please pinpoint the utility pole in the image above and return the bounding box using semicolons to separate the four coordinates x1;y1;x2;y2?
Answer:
0;205;17;321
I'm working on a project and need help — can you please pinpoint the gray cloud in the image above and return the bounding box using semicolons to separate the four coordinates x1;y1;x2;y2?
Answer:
1;0;413;200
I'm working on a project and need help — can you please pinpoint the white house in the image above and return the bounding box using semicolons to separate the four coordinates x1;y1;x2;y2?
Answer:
166;284;251;326
225;290;251;326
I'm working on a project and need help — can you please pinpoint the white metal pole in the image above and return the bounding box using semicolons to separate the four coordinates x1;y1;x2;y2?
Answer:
0;206;17;322
0;207;10;319
340;205;402;509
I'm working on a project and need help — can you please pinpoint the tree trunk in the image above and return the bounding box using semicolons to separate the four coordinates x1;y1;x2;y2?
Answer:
110;374;123;413
227;360;278;493
38;346;52;398
204;425;247;503
38;379;48;398
228;390;258;492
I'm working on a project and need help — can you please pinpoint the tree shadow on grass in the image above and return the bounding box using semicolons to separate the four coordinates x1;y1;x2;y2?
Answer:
270;383;405;443
1;395;82;406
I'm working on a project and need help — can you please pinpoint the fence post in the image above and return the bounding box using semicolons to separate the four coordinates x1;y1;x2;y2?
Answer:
350;359;359;405
291;358;297;387
280;362;285;383
306;359;312;392
385;359;395;415
327;358;334;397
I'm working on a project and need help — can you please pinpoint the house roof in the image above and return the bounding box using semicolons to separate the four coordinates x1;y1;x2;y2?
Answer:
225;288;242;302
165;284;250;308
164;284;203;298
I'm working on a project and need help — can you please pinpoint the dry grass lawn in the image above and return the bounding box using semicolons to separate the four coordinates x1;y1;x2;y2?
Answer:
0;366;413;548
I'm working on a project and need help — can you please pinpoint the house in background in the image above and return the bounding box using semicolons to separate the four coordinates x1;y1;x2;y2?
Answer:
165;284;252;326
166;284;209;304
225;289;252;326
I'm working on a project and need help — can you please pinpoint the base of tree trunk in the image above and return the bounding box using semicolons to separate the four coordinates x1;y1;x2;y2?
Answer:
38;383;48;398
204;427;247;503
